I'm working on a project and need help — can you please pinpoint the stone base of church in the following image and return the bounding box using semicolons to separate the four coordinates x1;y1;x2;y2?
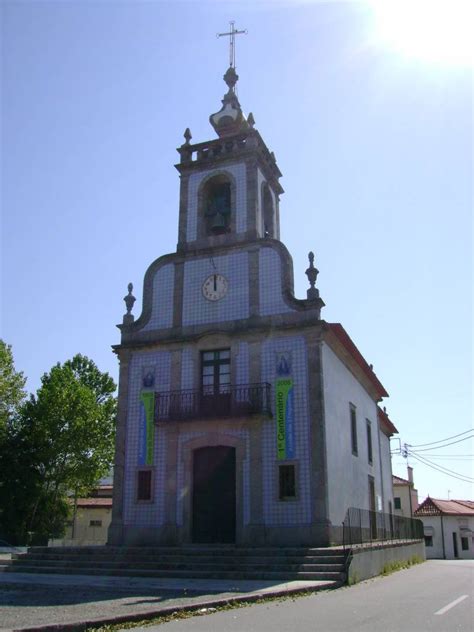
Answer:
108;522;336;548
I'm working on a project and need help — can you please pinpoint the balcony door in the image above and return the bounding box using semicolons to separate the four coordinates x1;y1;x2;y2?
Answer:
192;446;236;543
200;349;230;417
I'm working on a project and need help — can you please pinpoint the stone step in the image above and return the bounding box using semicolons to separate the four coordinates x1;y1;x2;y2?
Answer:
6;564;344;582
14;553;344;566
26;546;345;557
8;546;348;584
9;558;343;573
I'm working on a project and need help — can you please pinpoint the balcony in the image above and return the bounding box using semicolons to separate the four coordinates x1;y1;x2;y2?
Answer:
154;383;272;422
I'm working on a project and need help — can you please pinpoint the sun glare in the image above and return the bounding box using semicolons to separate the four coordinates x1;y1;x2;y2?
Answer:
370;0;474;66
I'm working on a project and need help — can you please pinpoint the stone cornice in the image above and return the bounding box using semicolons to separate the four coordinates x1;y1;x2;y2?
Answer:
114;313;325;353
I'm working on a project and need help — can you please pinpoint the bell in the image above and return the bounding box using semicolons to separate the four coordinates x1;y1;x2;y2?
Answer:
209;213;227;234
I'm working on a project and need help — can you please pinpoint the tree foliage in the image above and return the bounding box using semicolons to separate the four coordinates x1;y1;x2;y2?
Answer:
0;354;116;544
0;339;26;431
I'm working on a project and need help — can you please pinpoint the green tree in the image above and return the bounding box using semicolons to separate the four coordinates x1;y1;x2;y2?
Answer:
0;340;26;431
0;354;116;544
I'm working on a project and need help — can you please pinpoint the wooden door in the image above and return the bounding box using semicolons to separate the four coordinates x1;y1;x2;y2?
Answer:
192;446;236;543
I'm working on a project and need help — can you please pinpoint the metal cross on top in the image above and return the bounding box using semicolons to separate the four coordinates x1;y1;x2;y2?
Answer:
217;21;247;69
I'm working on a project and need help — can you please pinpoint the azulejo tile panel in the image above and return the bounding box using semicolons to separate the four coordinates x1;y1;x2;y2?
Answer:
123;351;171;526
182;253;249;326
261;336;311;525
142;264;175;331
259;247;294;316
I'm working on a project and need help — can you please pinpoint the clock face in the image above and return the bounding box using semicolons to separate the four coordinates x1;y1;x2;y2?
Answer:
202;273;228;302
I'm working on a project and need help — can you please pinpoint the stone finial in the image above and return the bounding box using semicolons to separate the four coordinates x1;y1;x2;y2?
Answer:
224;66;238;90
305;251;320;300
209;66;248;137
247;112;255;128
270;151;276;162
123;282;136;324
183;128;192;145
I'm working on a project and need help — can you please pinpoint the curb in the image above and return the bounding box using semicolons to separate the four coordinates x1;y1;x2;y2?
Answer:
10;581;340;632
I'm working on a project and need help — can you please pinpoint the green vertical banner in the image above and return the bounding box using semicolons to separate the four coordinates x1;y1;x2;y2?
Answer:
139;391;155;466
275;379;295;460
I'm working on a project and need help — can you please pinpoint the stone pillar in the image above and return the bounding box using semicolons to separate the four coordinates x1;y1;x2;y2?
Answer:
306;331;331;546
108;349;132;545
161;349;182;543
246;339;266;544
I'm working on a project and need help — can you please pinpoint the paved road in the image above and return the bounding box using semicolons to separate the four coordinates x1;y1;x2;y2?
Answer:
0;571;331;631
129;560;474;632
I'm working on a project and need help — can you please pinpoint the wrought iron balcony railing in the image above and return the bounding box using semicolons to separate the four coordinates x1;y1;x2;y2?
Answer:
154;383;272;422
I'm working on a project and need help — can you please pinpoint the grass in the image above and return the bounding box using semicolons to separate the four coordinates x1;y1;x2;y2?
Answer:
88;590;331;631
381;555;424;576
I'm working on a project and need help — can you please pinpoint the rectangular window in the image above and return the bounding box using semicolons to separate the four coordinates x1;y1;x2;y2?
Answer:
424;535;433;547
366;419;373;464
461;537;469;551
137;469;152;501
279;464;296;500
201;349;231;395
350;404;358;456
394;497;401;510
89;520;102;527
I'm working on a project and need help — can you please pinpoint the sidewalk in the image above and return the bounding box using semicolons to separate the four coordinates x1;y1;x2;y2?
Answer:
0;568;337;631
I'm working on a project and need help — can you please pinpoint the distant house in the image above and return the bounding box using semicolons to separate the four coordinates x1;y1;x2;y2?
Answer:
392;466;419;517
49;485;113;546
414;497;474;559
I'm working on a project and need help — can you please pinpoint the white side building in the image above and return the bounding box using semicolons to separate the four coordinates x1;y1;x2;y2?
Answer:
414;497;474;559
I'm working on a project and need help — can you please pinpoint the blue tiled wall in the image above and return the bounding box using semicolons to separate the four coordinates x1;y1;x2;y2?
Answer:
235;342;249;385
142;264;175;331
259;248;294;316
261;336;311;525
123;351;171;526
182;253;249;326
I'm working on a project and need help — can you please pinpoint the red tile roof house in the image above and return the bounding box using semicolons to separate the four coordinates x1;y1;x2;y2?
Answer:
414;497;474;559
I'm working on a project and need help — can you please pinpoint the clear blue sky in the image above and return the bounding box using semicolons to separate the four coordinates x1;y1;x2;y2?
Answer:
2;1;472;502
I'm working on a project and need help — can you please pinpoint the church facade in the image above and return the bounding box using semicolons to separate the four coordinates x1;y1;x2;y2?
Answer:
108;65;396;547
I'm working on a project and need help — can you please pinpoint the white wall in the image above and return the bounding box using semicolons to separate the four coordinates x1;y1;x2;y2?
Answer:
421;515;474;559
322;342;385;526
379;432;394;513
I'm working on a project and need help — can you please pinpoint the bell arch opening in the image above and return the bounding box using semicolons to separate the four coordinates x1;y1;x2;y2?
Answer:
202;175;232;236
263;184;275;238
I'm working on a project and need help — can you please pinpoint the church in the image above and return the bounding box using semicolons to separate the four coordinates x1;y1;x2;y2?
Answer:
108;57;396;548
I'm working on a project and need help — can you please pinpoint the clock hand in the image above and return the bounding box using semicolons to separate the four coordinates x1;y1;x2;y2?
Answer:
213;274;217;291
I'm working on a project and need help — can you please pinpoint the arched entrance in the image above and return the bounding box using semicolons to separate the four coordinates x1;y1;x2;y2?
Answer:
192;446;236;543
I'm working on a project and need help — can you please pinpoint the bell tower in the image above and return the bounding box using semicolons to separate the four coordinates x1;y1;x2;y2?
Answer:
175;65;283;253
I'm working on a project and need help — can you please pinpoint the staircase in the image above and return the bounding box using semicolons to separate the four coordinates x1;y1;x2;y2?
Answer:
7;546;348;584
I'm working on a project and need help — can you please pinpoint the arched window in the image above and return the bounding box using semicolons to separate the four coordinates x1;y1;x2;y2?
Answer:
263;184;274;238
203;175;232;235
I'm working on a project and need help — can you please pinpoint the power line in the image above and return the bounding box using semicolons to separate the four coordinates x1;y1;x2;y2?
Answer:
412;453;474;481
419;454;473;460
417;454;473;457
409;429;473;448
410;454;473;484
409;452;474;484
410;435;474;452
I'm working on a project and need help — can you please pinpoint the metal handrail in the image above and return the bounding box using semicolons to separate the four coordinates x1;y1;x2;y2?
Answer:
154;382;272;422
342;506;424;550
